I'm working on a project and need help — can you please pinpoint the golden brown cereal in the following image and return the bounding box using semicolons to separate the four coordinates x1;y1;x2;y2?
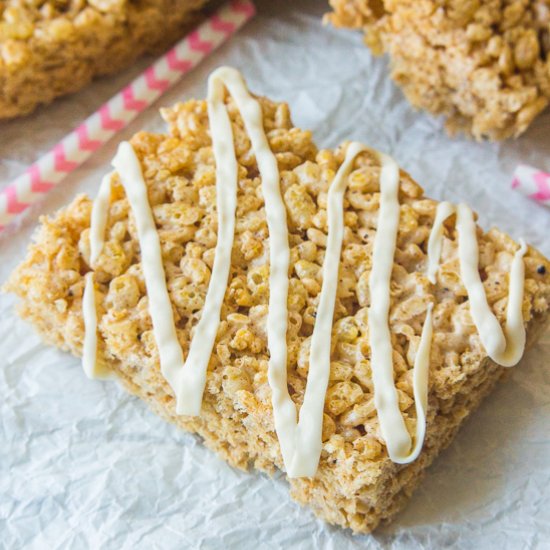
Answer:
5;90;550;533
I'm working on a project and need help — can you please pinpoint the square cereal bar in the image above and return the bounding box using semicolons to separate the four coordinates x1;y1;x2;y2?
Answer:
6;74;550;532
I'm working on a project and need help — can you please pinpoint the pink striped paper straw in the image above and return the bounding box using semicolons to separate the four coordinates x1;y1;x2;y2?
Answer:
0;0;255;231
512;164;550;208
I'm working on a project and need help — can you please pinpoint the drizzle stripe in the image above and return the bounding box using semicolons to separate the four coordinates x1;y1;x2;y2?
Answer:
426;201;455;285
82;272;111;379
406;303;433;462
290;142;368;477
174;68;241;415
111;143;187;404
89;173;113;266
367;151;434;463
455;204;526;367
181;66;292;422
82;171;116;380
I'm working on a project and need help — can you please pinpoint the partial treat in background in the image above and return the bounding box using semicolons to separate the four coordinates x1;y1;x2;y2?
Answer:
5;68;550;533
0;0;255;230
326;0;550;140
0;0;209;119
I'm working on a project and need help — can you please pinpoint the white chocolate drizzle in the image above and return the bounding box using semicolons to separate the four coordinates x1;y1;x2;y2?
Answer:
82;273;111;379
84;143;188;400
455;204;527;367
81;68;530;477
426;201;455;285
289;142;368;476
174;67;244;415
203;69;295;465
82;172;116;380
427;202;527;367
112;143;195;414
366;147;434;464
82;273;97;378
89;172;113;265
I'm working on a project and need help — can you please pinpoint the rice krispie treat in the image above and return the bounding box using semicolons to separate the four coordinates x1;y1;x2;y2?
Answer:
5;68;550;533
0;0;208;118
326;0;550;140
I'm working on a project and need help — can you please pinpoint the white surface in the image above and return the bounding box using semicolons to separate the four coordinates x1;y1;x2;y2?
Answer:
1;1;550;548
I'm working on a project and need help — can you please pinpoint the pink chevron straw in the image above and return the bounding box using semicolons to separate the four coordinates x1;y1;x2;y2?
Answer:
511;164;550;208
0;0;255;231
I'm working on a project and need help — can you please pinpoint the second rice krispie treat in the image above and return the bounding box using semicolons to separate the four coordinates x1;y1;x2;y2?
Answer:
0;0;208;118
327;0;550;140
5;68;550;533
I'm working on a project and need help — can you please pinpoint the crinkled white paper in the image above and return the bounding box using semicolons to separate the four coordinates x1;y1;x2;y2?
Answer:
1;1;550;548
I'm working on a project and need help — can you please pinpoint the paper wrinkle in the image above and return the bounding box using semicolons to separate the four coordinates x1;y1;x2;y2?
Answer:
1;0;549;548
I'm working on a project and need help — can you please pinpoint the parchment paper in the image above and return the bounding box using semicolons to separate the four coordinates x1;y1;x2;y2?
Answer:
1;1;549;548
